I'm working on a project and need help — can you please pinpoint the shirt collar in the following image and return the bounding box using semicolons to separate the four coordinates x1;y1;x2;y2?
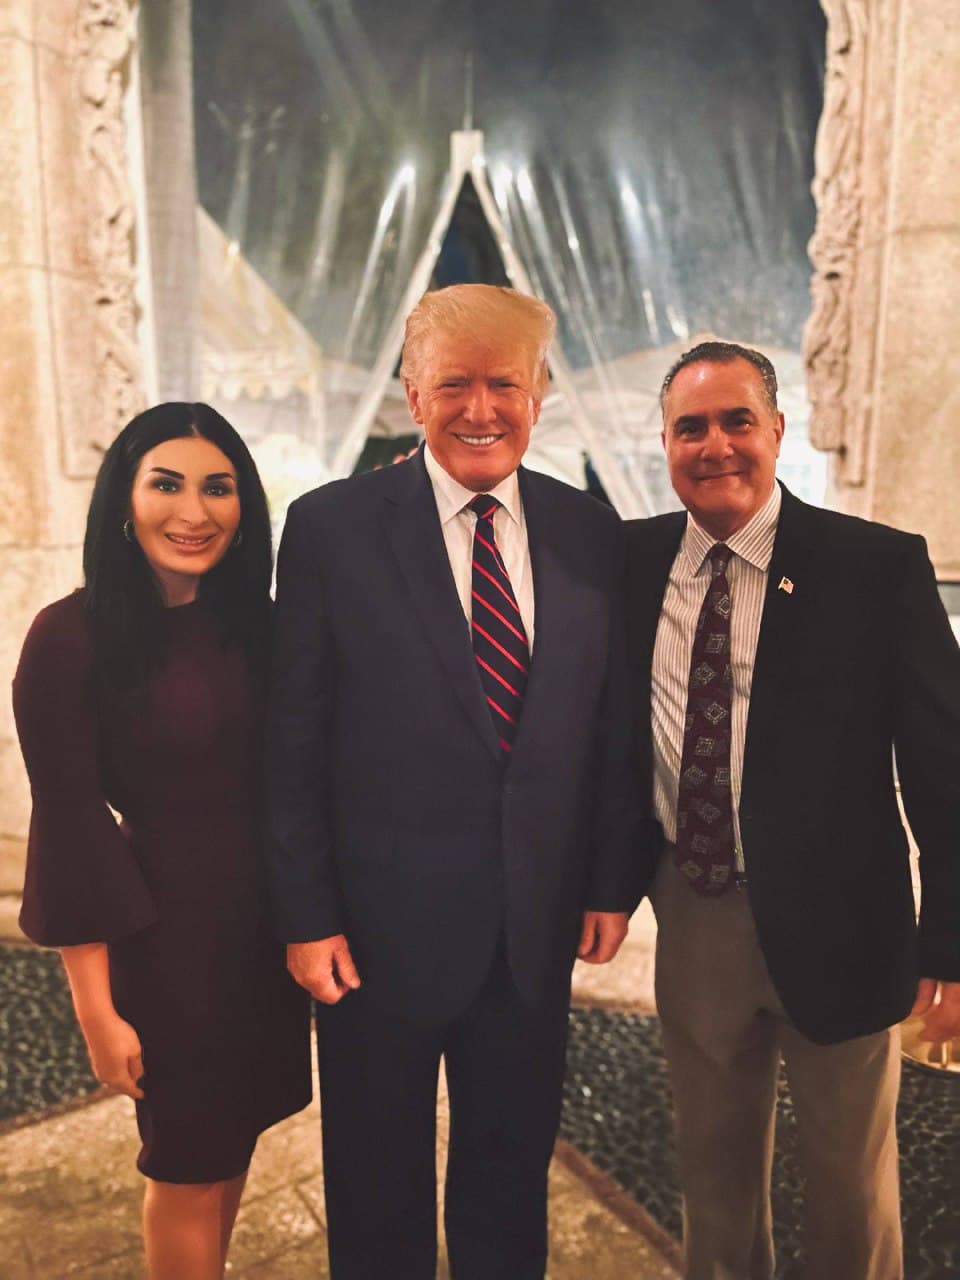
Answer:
424;443;523;528
682;482;782;575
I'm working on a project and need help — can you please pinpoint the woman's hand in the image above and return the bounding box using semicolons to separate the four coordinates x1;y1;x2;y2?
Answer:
59;942;143;1099
58;942;142;1100
80;1011;145;1100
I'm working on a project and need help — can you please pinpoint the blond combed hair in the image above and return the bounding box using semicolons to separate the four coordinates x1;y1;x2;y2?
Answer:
399;284;556;397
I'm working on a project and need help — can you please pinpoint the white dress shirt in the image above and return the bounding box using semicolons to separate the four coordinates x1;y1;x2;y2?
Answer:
423;444;536;650
651;484;782;869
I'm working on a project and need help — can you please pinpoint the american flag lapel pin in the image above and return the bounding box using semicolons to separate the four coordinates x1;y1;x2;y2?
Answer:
778;576;794;595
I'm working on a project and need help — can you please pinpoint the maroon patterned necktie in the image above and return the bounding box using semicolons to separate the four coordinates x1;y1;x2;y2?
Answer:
468;495;529;753
674;542;736;895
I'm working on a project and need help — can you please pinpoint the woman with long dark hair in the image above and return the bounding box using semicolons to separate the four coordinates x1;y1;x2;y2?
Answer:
13;403;311;1279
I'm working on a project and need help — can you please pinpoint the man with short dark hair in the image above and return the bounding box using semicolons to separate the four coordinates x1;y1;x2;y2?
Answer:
267;284;646;1279
626;341;960;1279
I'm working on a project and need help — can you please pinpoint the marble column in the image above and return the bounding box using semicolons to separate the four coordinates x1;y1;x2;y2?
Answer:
0;0;144;935
139;0;199;400
806;0;960;578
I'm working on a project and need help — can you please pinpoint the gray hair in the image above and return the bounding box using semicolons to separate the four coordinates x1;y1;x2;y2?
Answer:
660;341;779;413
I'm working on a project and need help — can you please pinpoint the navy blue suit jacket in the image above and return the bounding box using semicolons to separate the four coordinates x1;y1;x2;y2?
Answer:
267;450;648;1023
626;485;960;1044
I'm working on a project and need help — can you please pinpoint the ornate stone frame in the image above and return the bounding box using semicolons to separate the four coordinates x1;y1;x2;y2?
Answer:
803;0;902;489
61;0;143;477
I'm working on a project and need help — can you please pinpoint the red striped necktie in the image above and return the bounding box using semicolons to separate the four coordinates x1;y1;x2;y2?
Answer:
467;494;529;753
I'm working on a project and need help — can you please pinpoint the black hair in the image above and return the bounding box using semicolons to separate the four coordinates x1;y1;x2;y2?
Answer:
660;341;779;413
83;402;272;701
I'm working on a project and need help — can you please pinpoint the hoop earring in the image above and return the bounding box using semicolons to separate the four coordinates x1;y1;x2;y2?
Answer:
232;528;243;549
123;519;136;543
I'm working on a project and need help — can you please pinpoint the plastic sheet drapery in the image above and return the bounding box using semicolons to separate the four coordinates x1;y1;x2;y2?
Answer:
191;0;827;513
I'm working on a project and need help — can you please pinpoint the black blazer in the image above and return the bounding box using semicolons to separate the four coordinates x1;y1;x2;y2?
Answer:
266;449;648;1023
626;485;960;1044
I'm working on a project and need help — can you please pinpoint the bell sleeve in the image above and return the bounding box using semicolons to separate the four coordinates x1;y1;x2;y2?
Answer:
12;595;159;946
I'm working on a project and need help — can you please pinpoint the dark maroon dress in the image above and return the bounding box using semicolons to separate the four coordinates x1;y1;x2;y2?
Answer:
13;591;311;1183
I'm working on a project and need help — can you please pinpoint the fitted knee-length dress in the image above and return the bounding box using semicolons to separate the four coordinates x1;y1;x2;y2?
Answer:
13;591;311;1183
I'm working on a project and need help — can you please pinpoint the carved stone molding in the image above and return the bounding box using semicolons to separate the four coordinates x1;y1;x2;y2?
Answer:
803;0;903;487
64;0;143;476
803;1;870;474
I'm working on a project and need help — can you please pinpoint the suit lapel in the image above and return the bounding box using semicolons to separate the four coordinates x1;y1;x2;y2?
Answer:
382;451;502;763
515;468;563;721
627;513;687;676
624;513;686;785
511;469;611;766
742;485;814;781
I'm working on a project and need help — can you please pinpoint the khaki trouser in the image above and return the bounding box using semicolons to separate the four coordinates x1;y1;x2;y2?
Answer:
650;852;903;1280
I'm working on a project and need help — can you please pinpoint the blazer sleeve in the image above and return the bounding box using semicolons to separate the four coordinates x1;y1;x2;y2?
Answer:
265;499;345;941
891;535;960;981
583;521;660;914
12;599;158;947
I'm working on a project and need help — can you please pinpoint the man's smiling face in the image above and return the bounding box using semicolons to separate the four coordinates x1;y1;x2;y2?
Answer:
662;357;784;540
404;332;541;492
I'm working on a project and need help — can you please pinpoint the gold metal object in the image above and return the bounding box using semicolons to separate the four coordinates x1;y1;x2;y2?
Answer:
900;1014;960;1074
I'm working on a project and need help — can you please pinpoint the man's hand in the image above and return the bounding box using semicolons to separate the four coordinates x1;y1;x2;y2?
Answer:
287;935;362;1004
577;911;629;965
910;978;960;1042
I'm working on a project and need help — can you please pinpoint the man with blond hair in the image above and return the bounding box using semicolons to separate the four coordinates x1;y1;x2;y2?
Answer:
267;284;646;1279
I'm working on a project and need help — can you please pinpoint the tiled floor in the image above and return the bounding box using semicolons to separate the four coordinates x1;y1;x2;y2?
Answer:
0;900;675;1278
5;892;958;1277
0;1065;677;1278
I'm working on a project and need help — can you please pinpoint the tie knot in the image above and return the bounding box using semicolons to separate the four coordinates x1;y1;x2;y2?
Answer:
708;543;733;576
467;494;501;523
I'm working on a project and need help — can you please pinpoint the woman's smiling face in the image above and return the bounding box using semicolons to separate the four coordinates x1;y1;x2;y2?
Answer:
129;435;241;605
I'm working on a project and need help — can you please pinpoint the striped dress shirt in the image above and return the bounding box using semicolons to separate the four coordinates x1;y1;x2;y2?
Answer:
652;484;782;871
